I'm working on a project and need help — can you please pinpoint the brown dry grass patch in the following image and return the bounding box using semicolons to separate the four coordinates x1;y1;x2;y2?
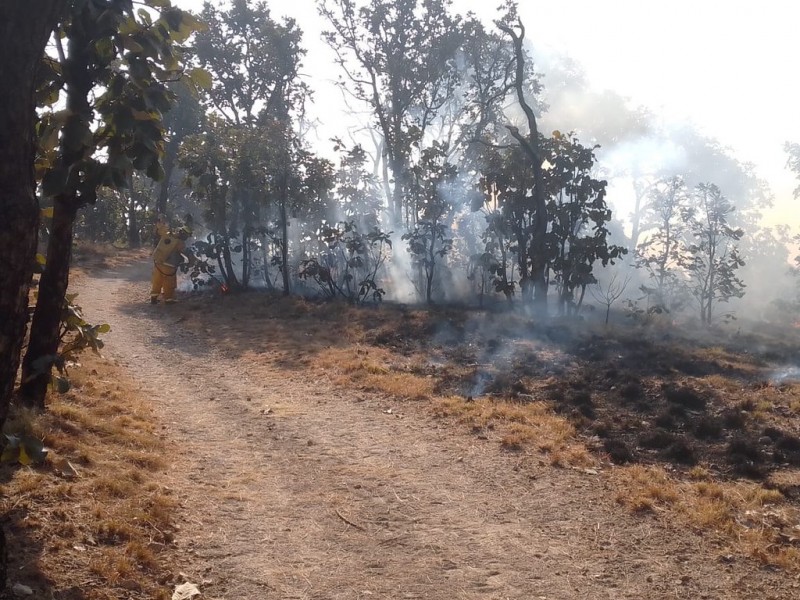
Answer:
432;395;592;467
169;289;800;572
614;463;800;569
1;353;178;599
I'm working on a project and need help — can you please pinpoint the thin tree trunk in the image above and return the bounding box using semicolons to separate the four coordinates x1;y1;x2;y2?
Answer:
500;20;548;313
156;152;175;216
630;180;646;251
127;189;140;248
20;199;78;406
21;14;94;408
279;175;291;296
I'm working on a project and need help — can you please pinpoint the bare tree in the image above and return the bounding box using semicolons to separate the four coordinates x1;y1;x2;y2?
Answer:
590;271;632;325
318;0;463;225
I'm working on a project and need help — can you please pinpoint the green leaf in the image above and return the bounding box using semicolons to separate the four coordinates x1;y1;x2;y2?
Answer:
137;8;153;27
18;445;32;466
35;253;47;266
188;67;212;91
122;37;145;53
94;37;115;61
118;17;140;36
40;206;54;218
97;323;111;333
146;160;165;182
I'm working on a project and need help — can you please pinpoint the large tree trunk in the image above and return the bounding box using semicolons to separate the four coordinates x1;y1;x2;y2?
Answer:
0;4;64;591
0;1;62;419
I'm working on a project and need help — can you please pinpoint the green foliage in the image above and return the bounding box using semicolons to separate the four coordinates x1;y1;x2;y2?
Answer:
681;183;746;324
543;131;626;315
299;221;392;303
195;0;307;125
24;293;110;395
634;176;691;313
473;130;624;313
402;144;458;303
319;0;466;221
182;234;228;291
469;205;516;305
182;2;316;290
35;0;204;209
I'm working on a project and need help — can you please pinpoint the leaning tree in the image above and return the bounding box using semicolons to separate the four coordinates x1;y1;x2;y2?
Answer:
20;0;203;407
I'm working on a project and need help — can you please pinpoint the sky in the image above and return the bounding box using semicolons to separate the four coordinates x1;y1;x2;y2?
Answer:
174;0;800;229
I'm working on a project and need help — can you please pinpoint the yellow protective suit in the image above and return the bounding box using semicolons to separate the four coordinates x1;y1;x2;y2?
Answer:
150;223;186;303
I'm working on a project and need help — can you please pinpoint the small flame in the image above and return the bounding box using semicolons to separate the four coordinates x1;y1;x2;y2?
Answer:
220;283;229;294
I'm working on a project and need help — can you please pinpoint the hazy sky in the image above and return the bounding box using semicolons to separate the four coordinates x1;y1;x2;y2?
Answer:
175;0;799;227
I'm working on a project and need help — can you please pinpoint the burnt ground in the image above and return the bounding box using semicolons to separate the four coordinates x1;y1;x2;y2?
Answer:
362;306;800;488
42;257;800;598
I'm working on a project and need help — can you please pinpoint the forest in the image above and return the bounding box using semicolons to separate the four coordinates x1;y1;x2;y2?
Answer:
1;0;800;597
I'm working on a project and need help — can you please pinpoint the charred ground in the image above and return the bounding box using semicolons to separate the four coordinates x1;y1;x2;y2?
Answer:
177;291;800;480
169;288;800;566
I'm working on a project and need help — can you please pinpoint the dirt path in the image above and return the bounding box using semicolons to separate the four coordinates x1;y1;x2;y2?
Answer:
77;262;797;599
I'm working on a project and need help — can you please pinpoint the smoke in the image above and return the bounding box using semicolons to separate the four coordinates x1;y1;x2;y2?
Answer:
173;31;796;325
523;46;796;324
771;366;800;385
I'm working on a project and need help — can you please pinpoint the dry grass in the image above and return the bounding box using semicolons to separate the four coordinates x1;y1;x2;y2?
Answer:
1;352;178;599
614;462;800;569
302;306;800;570
169;288;800;574
431;395;593;467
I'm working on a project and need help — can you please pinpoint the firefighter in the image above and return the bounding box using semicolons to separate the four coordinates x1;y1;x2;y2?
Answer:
150;217;192;304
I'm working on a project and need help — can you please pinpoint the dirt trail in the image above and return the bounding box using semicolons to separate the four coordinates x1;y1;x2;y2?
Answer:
77;262;796;599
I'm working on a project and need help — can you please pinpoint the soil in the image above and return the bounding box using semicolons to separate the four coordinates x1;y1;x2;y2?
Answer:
74;259;800;599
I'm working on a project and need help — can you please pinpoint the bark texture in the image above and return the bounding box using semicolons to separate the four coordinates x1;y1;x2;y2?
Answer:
21;17;94;407
0;2;62;424
0;4;63;590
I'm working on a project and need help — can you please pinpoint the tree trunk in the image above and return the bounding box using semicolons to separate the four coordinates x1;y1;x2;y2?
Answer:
279;174;291;296
0;0;62;416
21;13;95;409
630;180;647;251
0;3;63;591
127;190;140;248
20;198;78;407
156;153;175;216
390;158;406;227
500;20;548;314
